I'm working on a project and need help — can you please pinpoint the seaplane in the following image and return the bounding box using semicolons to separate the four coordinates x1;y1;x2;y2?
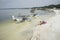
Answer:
12;16;23;23
12;15;31;23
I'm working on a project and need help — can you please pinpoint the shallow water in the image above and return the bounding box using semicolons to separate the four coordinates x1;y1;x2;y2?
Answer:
0;9;54;22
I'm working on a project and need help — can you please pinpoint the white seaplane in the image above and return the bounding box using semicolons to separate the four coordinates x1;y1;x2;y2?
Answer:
12;15;31;23
12;16;23;23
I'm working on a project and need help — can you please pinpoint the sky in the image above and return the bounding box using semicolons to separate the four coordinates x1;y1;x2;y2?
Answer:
0;0;60;8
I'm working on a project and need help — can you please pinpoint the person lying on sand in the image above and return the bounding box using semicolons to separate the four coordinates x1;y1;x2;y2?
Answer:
38;21;47;25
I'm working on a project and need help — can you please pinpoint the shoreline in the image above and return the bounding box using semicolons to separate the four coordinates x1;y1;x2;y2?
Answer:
0;12;55;40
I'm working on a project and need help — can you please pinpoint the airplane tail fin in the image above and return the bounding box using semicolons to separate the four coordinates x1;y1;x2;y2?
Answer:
12;16;16;20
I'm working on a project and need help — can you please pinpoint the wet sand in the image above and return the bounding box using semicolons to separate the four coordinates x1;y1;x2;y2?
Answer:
0;16;42;40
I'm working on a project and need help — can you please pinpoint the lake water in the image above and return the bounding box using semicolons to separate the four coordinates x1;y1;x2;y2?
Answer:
0;9;54;22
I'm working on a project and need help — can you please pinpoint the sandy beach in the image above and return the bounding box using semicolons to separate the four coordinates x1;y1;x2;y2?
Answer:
0;16;41;40
0;14;51;40
0;10;60;40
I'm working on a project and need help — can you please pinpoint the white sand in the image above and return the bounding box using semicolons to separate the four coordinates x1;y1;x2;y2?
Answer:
31;10;60;40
